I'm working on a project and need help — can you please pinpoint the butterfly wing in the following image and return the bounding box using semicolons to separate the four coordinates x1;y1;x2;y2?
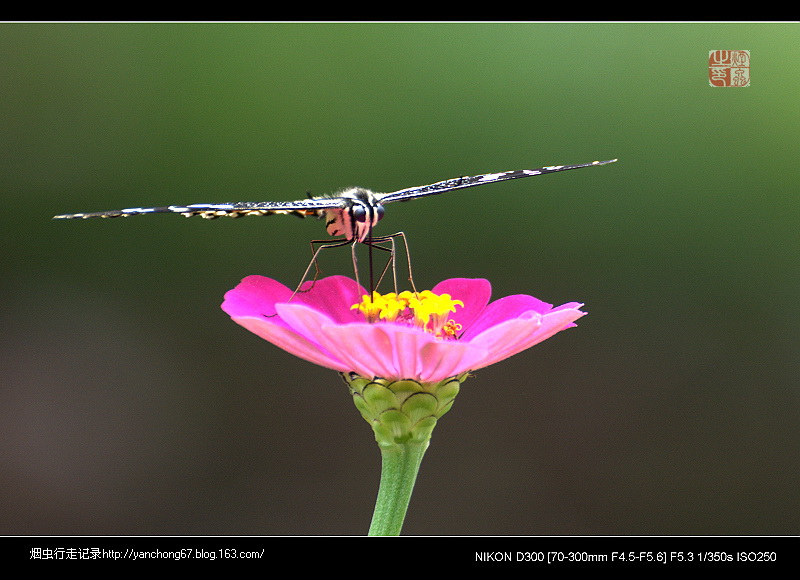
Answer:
53;197;346;220
376;159;617;204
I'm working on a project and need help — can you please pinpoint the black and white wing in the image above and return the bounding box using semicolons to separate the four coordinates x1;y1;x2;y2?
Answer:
52;197;345;220
53;159;617;224
376;159;617;204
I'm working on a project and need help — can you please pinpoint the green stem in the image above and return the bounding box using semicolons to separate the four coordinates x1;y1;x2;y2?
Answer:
368;441;429;536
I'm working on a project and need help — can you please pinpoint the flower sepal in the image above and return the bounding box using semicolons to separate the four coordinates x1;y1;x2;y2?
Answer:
342;372;468;449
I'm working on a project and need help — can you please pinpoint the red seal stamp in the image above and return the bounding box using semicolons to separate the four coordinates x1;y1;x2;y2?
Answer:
709;50;750;87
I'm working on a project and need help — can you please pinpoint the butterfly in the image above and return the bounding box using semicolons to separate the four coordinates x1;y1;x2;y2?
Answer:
54;159;616;238
54;159;617;293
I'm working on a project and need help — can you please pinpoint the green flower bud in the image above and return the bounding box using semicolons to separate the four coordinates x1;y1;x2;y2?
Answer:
341;372;468;448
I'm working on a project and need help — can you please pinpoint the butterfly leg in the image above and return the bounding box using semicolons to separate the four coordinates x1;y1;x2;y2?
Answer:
361;238;397;294
393;231;418;294
290;237;353;300
363;231;417;294
288;231;415;303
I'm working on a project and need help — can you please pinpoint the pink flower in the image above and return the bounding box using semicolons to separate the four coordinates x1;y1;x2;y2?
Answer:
221;275;586;383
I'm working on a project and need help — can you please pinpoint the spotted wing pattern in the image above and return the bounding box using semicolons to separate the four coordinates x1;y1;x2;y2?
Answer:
377;160;617;204
52;197;345;220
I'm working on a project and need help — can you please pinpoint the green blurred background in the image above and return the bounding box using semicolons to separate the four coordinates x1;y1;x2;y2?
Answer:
1;23;797;535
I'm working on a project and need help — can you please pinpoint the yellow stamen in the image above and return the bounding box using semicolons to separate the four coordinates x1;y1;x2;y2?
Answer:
351;291;385;322
352;290;464;339
439;320;462;339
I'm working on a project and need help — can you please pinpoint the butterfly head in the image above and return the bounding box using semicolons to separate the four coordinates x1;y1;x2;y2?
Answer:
325;187;385;242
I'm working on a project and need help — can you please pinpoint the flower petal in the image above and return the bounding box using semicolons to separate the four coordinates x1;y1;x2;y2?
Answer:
552;302;586;329
417;339;488;383
466;306;586;370
221;275;293;321
229;315;350;372
294;275;367;324
431;278;491;331
275;302;398;379
461;294;554;340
